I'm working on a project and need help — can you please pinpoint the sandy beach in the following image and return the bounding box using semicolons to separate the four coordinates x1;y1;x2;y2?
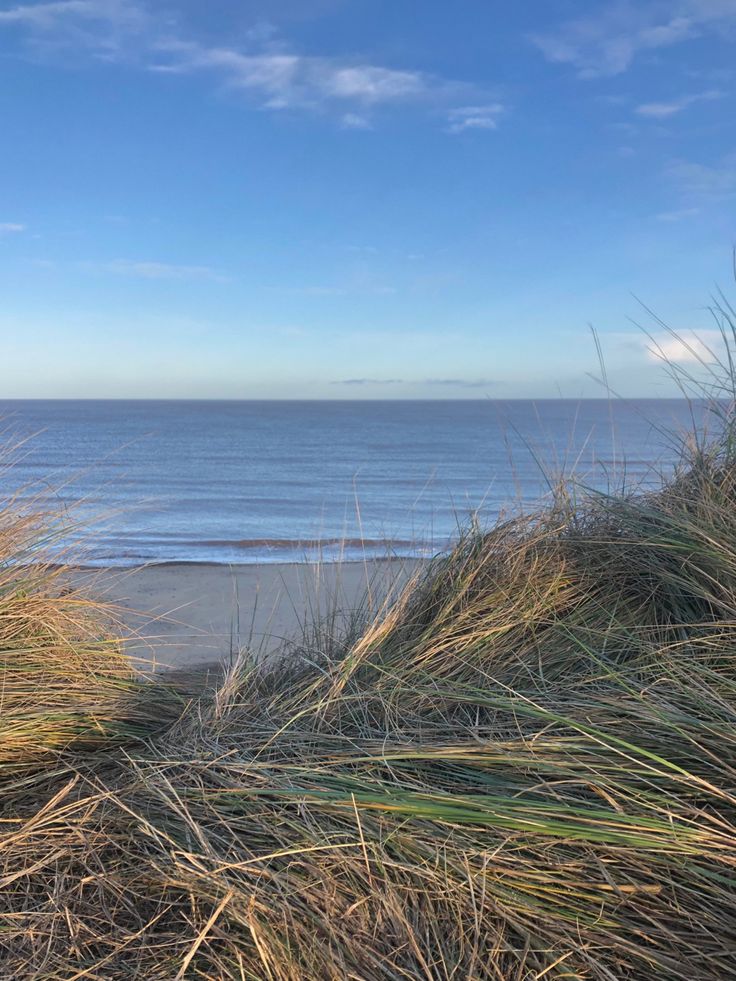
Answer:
84;559;421;672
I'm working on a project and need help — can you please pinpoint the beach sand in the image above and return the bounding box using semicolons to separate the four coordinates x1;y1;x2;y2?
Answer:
84;559;421;672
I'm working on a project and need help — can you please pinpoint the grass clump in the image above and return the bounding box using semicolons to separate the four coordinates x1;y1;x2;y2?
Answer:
0;504;177;771
3;329;736;976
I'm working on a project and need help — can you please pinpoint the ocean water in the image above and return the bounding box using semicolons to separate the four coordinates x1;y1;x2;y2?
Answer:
0;399;707;566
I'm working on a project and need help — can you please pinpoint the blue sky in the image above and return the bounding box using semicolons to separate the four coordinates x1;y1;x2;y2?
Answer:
0;0;734;398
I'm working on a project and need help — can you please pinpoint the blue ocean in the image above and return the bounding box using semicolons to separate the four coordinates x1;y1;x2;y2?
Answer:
0;400;706;566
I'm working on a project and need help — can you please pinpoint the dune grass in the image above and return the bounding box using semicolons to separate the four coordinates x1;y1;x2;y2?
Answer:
3;330;736;976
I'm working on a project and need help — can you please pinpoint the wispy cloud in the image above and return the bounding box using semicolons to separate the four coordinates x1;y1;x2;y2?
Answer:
0;222;26;234
0;2;505;130
654;206;700;221
0;0;128;30
666;152;736;201
635;88;722;118
446;104;504;134
531;2;736;78
80;259;228;281
340;112;372;130
150;40;432;110
150;39;497;127
0;0;150;59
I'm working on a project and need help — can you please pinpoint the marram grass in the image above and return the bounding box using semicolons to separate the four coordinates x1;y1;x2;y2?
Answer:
0;509;178;770
4;342;736;976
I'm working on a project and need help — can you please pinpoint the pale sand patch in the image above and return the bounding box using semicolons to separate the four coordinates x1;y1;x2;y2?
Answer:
84;559;422;672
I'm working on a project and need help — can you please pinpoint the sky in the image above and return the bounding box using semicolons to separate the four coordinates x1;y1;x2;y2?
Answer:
0;0;735;399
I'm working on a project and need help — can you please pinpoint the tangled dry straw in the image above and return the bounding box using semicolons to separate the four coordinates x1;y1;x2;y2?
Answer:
3;348;736;977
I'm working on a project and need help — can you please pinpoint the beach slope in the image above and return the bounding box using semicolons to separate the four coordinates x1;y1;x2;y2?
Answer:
89;559;419;670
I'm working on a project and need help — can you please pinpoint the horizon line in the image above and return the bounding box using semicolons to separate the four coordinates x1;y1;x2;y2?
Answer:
0;395;705;403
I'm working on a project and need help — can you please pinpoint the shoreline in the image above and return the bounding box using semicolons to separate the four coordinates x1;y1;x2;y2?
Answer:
82;558;423;672
56;554;424;571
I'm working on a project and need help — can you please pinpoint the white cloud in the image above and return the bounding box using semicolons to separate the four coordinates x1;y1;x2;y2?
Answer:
323;65;424;102
646;330;722;364
0;222;26;233
635;88;722;117
151;40;463;116
151;42;302;99
0;4;503;130
447;104;504;134
531;2;736;78
604;328;725;367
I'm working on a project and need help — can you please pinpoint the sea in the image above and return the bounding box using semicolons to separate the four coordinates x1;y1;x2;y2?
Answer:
0;399;709;566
